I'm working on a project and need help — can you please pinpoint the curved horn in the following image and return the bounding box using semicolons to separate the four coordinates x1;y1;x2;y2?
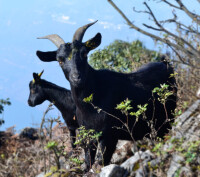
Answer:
32;70;44;83
72;20;98;42
38;70;44;78
37;34;65;48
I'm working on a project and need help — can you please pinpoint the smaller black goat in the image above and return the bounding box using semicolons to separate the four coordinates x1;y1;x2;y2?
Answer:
28;70;78;148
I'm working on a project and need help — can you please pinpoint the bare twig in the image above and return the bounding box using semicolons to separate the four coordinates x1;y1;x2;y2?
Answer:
161;0;181;9
175;0;200;25
143;2;200;58
39;103;54;173
107;0;200;61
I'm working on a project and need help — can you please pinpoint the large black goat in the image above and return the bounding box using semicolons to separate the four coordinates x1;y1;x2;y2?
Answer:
36;21;177;169
28;70;78;148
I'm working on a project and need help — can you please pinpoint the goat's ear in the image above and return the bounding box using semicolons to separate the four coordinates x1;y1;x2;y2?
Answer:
32;73;40;83
36;50;57;62
84;33;101;51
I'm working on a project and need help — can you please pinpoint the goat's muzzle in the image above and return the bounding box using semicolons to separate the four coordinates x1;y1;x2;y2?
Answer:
28;100;34;107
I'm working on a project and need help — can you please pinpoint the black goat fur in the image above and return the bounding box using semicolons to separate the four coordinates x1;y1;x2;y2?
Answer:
36;23;177;170
28;73;78;148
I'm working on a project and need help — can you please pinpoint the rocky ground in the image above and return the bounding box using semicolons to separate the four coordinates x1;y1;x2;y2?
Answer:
0;99;199;177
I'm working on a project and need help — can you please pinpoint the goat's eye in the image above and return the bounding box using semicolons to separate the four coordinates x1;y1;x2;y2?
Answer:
59;61;63;65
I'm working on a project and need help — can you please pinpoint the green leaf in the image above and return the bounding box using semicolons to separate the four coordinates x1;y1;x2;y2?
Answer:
83;94;93;103
46;141;58;149
116;98;133;115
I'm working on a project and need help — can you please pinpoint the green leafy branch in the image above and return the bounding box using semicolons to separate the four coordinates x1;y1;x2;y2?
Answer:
74;126;102;148
45;140;66;170
116;98;148;121
152;84;173;105
0;98;11;126
130;104;148;122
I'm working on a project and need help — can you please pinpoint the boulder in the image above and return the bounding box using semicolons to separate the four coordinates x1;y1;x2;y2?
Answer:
98;164;128;177
121;150;154;177
111;140;134;164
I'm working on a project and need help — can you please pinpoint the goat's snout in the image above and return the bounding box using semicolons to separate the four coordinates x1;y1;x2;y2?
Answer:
28;99;33;107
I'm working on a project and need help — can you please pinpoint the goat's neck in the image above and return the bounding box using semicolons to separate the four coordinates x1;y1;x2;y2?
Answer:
43;84;73;114
71;65;96;108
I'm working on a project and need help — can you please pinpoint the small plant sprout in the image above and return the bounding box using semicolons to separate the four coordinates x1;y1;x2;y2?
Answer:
83;94;93;103
130;104;148;122
116;98;133;116
152;84;173;105
116;98;148;121
69;157;84;166
46;141;59;150
74;126;102;147
169;72;178;78
45;140;66;170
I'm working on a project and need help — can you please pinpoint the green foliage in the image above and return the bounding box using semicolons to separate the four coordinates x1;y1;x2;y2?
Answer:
44;166;69;177
133;161;140;171
0;98;11;126
69;157;84;166
83;94;93;103
152;84;173;105
152;142;163;153
89;40;161;73
184;140;200;164
173;109;182;117
174;168;181;177
45;140;66;170
0;154;5;159
151;136;200;175
74;126;102;148
116;98;133;115
130;104;148;121
116;98;148;121
45;141;59;150
169;72;178;78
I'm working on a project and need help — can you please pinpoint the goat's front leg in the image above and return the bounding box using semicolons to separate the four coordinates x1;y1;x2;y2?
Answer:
97;137;118;166
69;129;76;148
84;141;98;171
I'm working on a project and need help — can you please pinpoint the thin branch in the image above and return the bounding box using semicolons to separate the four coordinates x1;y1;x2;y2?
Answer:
144;2;200;58
175;0;200;25
161;0;181;9
143;24;162;31
169;45;200;69
133;7;149;14
107;0;200;60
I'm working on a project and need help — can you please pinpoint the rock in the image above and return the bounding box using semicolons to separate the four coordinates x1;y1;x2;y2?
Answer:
162;100;200;177
83;171;98;177
35;172;45;177
111;140;134;164
98;164;128;177
174;100;200;129
167;154;184;177
121;150;154;177
196;87;200;98
19;127;39;140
